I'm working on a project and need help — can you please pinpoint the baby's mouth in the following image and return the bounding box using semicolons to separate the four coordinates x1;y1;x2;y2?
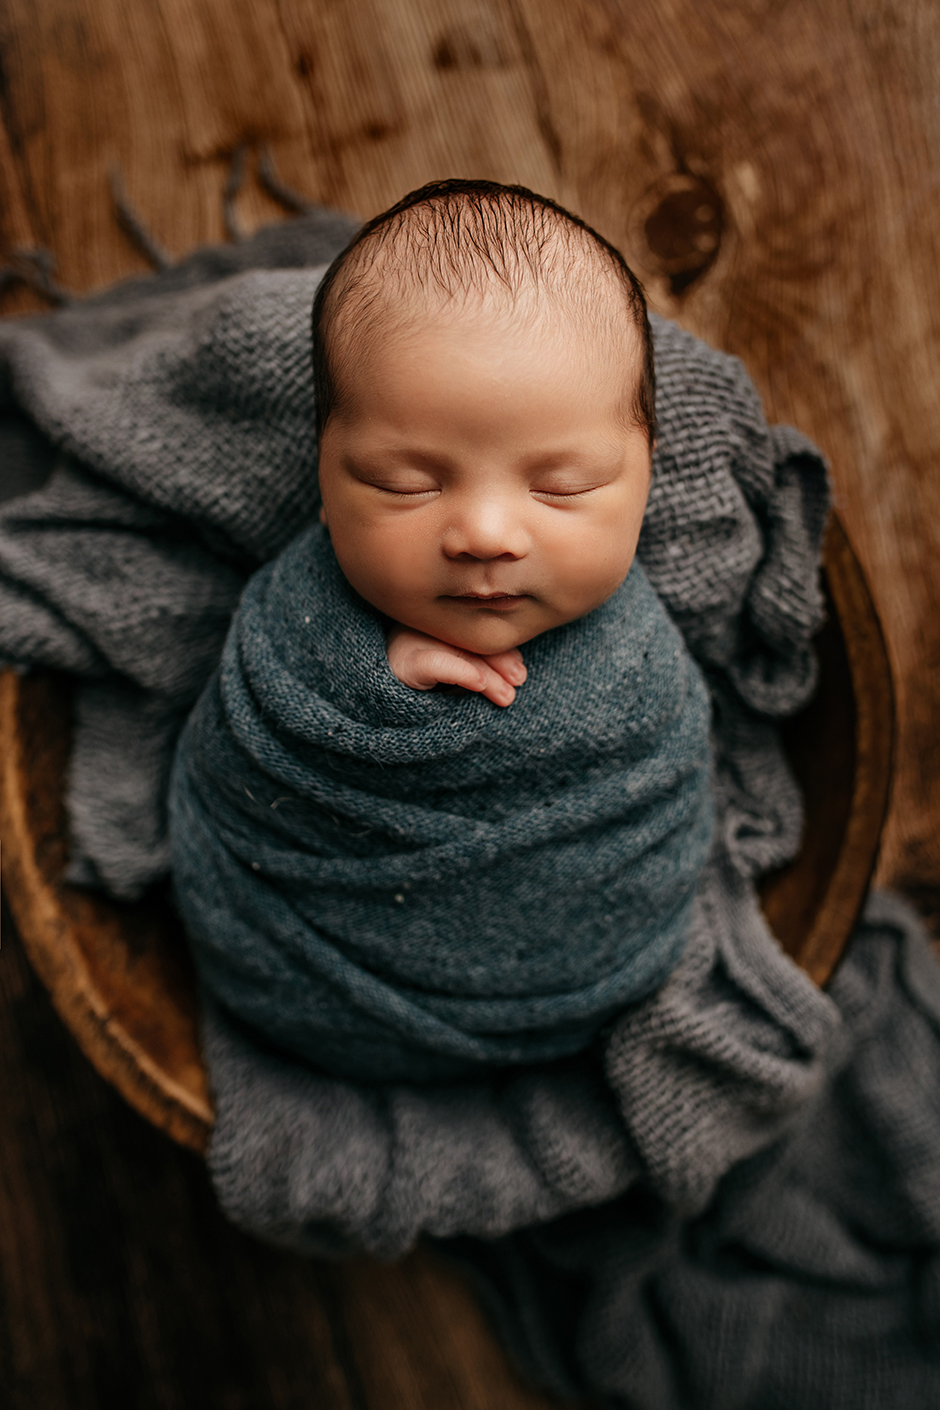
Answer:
445;591;529;611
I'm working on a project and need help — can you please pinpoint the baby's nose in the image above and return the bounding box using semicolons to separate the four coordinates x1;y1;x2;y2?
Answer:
442;497;528;561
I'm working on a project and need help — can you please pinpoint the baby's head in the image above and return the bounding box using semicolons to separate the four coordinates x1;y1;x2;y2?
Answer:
312;179;655;656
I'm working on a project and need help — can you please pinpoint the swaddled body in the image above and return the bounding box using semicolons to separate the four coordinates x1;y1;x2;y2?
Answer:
171;520;713;1082
170;179;720;1083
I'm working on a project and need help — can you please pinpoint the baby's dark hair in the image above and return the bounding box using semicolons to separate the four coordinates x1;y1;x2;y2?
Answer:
311;178;656;446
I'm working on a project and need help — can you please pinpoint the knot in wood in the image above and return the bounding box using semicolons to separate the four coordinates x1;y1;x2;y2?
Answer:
633;174;723;296
433;22;507;72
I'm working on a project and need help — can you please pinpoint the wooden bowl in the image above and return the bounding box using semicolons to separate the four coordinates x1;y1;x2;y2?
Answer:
0;514;894;1155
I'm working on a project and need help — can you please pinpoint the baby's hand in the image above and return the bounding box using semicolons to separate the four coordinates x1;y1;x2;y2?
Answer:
387;626;527;707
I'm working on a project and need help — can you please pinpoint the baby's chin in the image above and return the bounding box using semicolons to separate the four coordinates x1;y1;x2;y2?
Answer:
442;626;536;656
403;603;558;657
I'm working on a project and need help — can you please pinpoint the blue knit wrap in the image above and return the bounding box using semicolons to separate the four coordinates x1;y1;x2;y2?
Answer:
170;522;713;1081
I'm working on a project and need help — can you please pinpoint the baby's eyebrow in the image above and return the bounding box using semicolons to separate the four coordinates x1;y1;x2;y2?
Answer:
390;448;456;471
521;448;613;474
522;450;581;469
347;447;454;474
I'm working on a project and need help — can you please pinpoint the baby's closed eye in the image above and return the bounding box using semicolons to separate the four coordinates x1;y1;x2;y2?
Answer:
345;453;441;497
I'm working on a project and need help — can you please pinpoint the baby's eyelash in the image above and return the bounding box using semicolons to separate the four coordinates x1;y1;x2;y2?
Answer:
372;484;438;498
534;487;594;499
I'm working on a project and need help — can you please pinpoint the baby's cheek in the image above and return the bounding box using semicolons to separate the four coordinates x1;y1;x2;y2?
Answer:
330;529;407;617
555;531;635;617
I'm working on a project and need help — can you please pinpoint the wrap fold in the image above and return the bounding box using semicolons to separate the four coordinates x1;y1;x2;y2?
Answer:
204;852;841;1259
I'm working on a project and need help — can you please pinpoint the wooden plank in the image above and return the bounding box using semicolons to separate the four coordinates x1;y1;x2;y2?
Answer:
1;907;569;1408
273;0;559;211
324;1252;562;1410
0;909;358;1410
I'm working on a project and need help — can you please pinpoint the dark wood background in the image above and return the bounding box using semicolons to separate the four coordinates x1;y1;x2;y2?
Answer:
1;0;939;1404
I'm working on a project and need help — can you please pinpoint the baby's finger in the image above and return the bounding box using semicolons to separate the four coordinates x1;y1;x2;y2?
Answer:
472;661;517;707
412;648;492;695
482;647;527;687
426;651;515;706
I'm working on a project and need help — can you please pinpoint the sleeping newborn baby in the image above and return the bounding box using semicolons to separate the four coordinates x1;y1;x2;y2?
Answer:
169;180;714;1083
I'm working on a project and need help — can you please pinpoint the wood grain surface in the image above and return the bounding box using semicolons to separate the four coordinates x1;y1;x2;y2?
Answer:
1;1;938;1405
0;903;564;1409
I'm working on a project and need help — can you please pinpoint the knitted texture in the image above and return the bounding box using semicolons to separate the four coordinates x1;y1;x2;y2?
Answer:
441;892;940;1410
0;210;359;894
204;850;841;1259
170;524;713;1081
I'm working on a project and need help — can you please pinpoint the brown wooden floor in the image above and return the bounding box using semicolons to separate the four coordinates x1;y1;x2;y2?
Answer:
2;0;940;1404
0;899;569;1410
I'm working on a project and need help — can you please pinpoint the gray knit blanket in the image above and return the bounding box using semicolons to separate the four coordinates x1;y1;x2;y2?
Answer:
170;522;713;1082
0;211;937;1409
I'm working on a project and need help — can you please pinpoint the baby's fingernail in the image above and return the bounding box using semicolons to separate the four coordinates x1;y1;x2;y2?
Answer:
500;684;516;706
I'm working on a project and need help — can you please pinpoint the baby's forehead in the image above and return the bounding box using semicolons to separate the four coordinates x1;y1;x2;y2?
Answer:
315;192;655;445
336;261;634;364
